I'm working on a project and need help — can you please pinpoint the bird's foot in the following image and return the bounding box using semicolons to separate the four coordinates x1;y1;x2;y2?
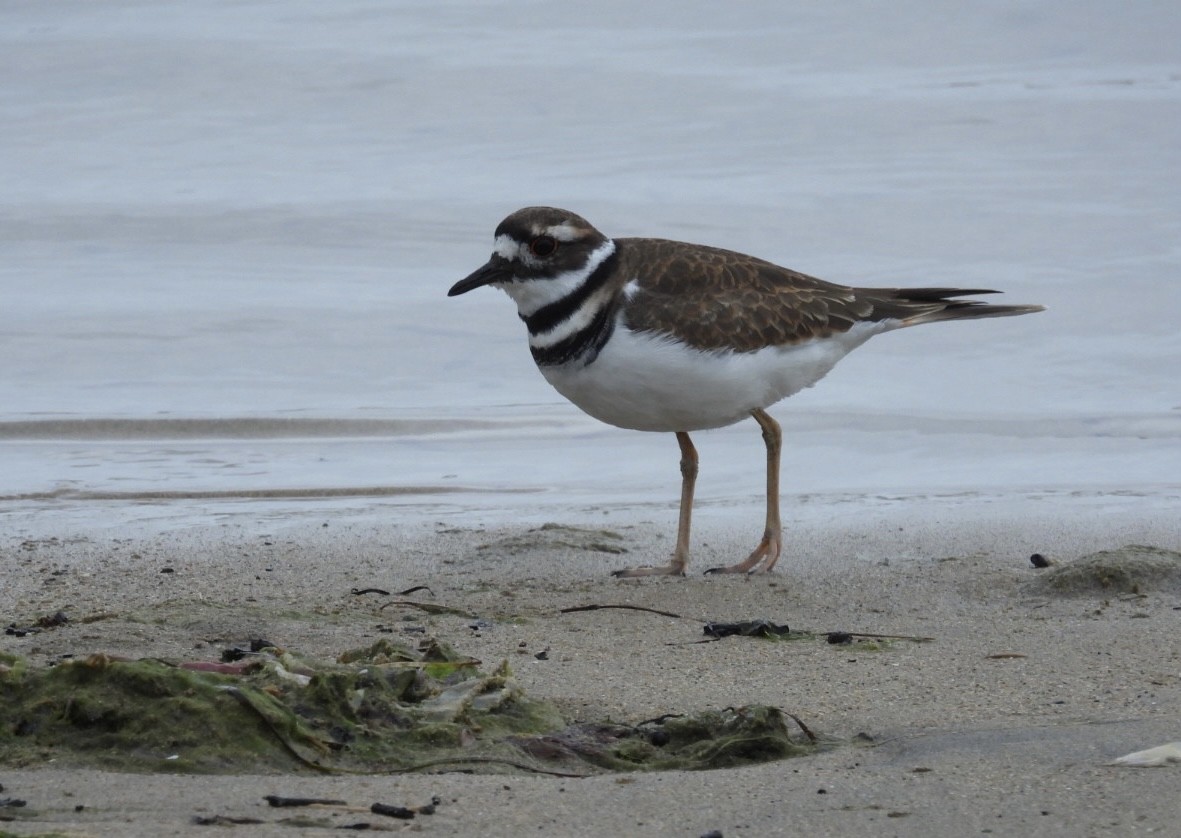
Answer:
611;559;687;578
704;531;782;575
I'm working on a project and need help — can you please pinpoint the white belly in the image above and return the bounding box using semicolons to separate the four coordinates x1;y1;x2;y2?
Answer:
539;320;890;432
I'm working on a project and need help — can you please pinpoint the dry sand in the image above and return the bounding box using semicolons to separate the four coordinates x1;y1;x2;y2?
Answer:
2;497;1180;837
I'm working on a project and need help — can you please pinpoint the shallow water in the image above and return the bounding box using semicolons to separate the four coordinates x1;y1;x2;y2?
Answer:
2;1;1179;538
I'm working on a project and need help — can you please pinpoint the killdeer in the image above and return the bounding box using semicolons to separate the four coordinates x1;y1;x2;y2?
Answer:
449;207;1044;577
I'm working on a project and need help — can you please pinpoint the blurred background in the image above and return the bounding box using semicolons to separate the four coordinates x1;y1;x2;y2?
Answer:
2;1;1178;536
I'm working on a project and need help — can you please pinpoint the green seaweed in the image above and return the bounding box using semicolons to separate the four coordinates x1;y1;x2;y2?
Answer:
0;641;815;775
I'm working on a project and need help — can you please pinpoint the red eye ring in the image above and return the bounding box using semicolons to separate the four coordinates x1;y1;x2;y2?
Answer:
529;235;558;257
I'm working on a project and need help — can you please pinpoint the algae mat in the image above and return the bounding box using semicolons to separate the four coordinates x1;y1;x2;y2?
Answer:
0;639;814;775
1024;544;1181;597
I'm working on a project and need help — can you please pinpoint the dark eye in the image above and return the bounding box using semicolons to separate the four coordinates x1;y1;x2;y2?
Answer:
529;235;558;257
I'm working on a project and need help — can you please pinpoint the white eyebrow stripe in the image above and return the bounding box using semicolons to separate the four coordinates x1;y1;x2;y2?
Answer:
543;222;582;242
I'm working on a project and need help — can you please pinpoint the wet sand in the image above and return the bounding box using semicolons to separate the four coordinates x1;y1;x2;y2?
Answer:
2;498;1179;837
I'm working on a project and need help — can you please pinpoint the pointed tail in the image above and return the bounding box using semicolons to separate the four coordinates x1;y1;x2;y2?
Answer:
866;287;1045;327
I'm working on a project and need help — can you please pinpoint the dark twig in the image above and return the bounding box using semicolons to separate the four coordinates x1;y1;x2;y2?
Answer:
370;802;415;819
784;711;818;743
389;756;589;778
352;585;434;597
359;587;439;599
193;815;264;825
264;795;347;808
560;603;687;620
840;631;935;643
377;600;477;618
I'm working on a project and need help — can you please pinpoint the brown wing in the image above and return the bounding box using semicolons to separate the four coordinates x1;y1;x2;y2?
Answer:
615;238;1043;352
617;238;877;352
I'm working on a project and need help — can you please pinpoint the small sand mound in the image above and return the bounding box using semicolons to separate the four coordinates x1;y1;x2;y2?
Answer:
1025;545;1181;597
476;523;629;555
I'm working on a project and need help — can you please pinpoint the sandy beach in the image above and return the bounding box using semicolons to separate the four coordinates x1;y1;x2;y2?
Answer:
3;495;1179;837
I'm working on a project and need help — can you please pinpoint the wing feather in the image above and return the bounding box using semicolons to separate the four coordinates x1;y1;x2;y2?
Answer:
616;238;1042;352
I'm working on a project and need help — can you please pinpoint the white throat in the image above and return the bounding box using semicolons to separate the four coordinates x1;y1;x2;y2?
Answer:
497;239;617;317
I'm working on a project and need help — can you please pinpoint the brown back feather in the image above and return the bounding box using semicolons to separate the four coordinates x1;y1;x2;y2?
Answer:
616;238;1043;352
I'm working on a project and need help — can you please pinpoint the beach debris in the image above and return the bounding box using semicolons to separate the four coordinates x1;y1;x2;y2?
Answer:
563;603;931;647
1030;553;1053;568
783;711;819;743
351;585;433;597
262;794;439;816
193;814;264;826
4;625;40;638
1025;545;1181;597
179;661;253;675
270;663;312;687
1110;742;1181;767
192;812;264;826
561;603;685;619
5;610;69;637
77;612;119;624
195;795;441;828
0;641;816;774
221;638;279;662
264;795;347;807
370;802;415;819
704;619;790;639
378;599;478;618
370;797;439;819
511;705;814;773
827;631;934;644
